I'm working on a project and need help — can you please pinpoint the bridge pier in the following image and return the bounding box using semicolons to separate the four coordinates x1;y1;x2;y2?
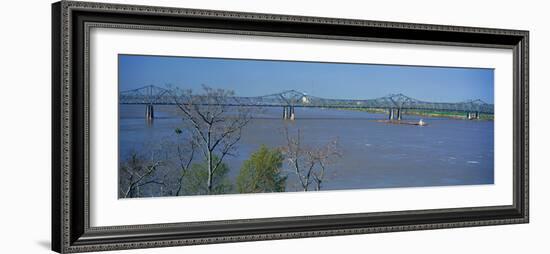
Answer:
388;108;402;120
397;108;402;120
466;111;480;120
146;104;154;120
282;106;296;120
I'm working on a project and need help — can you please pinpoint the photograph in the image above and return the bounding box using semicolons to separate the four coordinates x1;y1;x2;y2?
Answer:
118;55;495;198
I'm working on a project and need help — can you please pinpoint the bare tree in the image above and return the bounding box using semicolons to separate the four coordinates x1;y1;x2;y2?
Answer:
281;127;341;191
281;127;309;191
119;151;165;198
173;128;197;196
159;128;198;196
171;85;252;194
308;139;341;191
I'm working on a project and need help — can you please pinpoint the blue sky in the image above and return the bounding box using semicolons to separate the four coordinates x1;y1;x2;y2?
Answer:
119;55;494;103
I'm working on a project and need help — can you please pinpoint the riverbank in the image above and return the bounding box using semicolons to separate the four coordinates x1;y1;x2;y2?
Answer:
406;110;494;120
335;107;494;120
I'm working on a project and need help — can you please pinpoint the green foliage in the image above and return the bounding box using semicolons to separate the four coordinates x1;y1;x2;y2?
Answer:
236;145;287;193
181;156;233;195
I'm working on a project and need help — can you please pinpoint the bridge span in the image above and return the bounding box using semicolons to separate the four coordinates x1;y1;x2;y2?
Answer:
119;85;494;121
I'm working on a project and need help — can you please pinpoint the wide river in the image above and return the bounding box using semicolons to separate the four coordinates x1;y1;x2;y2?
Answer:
119;105;494;192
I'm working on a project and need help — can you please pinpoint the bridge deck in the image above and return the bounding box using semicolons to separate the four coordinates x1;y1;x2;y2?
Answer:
119;86;494;114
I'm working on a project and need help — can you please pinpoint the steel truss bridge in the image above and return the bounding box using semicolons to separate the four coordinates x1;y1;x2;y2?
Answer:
120;85;494;120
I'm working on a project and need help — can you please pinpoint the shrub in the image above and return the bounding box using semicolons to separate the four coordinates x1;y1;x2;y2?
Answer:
237;145;287;193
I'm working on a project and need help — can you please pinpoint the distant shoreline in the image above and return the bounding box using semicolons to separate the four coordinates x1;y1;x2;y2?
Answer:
336;107;494;121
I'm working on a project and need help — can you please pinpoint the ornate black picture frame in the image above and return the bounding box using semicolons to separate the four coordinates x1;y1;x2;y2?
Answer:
52;1;529;253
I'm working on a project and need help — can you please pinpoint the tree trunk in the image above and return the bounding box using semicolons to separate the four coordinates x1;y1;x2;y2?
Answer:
207;150;213;194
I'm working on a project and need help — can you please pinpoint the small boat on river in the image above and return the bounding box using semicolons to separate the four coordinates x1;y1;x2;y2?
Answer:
418;119;427;126
375;119;428;126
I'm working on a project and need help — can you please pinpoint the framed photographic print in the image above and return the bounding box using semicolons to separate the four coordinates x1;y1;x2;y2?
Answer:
52;1;529;253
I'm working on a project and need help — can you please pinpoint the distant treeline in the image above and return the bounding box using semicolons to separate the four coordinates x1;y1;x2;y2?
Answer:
337;107;494;120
